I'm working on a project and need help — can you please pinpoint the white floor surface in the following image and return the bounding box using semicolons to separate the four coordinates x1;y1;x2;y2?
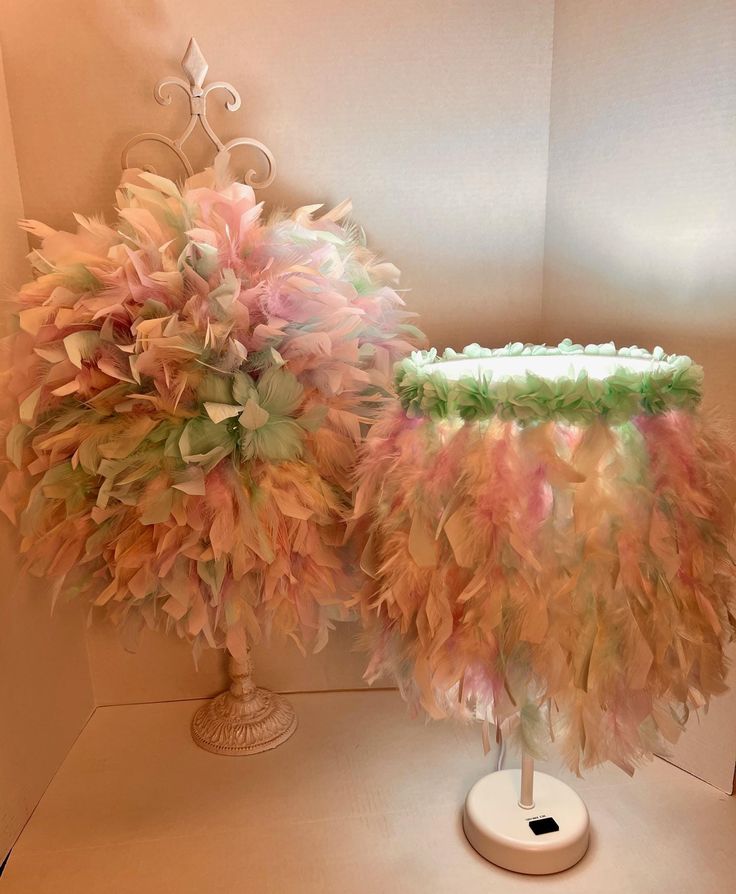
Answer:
3;691;735;893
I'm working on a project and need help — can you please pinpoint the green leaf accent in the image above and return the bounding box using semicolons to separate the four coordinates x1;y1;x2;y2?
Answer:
179;417;235;466
256;367;304;417
197;372;233;404
232;371;257;406
240;418;305;462
239;398;270;430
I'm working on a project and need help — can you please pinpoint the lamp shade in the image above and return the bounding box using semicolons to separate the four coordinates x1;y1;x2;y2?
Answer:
0;163;424;661
354;340;736;774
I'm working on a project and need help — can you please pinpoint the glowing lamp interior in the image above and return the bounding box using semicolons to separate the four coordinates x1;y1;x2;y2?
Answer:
435;354;667;382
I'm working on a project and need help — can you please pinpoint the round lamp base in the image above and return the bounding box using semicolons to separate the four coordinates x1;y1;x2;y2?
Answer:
191;687;297;756
463;769;589;875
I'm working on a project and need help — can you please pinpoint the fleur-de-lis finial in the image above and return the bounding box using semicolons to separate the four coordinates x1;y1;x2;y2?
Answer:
121;38;275;188
182;38;208;89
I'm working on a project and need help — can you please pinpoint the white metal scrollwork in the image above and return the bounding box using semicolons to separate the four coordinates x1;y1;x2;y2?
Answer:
121;38;275;188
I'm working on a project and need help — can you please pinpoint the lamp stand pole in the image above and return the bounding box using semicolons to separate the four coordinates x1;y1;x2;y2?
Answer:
191;649;297;755
518;750;535;809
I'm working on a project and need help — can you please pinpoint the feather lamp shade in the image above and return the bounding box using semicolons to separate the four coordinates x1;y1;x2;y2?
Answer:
354;339;736;872
0;164;423;656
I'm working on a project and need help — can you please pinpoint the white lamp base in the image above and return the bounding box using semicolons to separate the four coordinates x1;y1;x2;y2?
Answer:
463;769;590;875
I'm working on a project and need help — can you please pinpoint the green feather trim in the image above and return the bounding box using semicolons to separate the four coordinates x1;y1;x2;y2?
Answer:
395;339;703;424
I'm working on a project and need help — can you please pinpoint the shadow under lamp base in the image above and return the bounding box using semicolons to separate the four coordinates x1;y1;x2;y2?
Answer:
463;759;590;875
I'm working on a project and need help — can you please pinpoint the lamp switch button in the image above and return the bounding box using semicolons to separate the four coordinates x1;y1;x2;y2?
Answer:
529;817;560;835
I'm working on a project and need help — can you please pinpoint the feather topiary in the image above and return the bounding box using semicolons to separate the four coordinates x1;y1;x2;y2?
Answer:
0;157;425;663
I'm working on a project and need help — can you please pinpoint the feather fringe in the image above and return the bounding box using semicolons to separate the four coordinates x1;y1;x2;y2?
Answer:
353;407;736;774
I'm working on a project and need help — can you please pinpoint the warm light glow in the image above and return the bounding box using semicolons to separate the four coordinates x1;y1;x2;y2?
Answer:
435;353;666;382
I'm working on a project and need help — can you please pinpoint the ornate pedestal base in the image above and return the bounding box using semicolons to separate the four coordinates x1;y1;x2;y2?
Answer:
191;652;297;755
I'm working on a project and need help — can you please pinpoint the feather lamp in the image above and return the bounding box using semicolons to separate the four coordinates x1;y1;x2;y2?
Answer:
353;339;736;873
0;40;424;755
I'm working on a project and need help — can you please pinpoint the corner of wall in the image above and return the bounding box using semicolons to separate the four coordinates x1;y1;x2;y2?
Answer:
0;35;96;859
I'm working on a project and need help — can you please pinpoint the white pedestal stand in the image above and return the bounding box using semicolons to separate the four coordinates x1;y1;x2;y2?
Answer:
463;752;590;875
191;650;297;755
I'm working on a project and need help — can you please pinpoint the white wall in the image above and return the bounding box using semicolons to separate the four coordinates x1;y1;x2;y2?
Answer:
0;0;554;350
543;0;736;791
0;44;94;859
0;0;556;703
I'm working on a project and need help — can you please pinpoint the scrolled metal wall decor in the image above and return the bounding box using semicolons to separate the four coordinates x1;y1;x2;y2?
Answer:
121;37;275;188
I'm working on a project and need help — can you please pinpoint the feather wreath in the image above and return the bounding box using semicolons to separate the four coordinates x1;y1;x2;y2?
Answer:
353;343;736;774
0;157;424;660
